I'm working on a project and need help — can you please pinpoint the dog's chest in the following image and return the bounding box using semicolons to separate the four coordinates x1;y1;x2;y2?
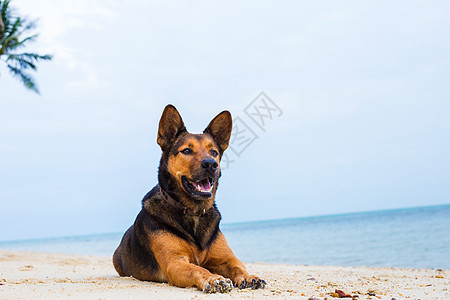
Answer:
191;216;201;234
188;240;210;266
184;215;214;249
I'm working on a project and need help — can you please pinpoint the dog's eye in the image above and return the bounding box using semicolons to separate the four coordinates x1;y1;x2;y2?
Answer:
181;148;192;155
210;149;218;157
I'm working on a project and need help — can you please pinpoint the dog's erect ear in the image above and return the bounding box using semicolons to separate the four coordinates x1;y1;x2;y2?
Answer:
157;105;187;151
203;110;232;153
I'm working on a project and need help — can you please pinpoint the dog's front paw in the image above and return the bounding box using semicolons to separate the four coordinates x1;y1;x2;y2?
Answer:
202;275;233;293
236;275;267;290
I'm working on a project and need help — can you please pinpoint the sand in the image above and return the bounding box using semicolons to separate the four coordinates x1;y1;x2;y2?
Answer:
0;250;448;299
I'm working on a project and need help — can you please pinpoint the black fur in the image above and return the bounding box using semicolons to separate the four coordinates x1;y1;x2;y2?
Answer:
141;186;221;250
113;145;222;281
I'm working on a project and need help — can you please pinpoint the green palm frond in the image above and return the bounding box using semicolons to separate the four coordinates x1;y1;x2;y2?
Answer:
6;52;52;72
0;1;10;34
7;52;52;63
18;33;37;45
7;54;36;70
18;17;35;33
0;0;52;94
7;64;38;93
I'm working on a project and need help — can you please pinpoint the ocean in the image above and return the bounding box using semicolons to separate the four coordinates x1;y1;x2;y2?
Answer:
1;205;449;269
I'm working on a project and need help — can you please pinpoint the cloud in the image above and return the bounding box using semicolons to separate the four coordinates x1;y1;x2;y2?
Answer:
67;65;107;89
12;0;117;89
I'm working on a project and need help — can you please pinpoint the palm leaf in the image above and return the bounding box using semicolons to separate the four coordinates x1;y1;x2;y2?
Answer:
0;0;51;94
14;52;52;61
7;54;36;70
17;33;37;45
0;1;11;32
6;52;52;71
7;64;39;93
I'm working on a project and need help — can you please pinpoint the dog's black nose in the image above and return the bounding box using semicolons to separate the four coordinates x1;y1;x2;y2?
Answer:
201;159;218;171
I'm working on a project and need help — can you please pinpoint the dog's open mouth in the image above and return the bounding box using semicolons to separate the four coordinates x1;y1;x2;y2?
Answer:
182;176;214;198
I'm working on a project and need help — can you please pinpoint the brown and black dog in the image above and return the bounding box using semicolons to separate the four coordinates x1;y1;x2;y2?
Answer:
113;105;266;293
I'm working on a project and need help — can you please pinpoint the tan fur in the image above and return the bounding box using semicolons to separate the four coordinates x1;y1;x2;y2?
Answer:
167;135;220;211
150;231;254;290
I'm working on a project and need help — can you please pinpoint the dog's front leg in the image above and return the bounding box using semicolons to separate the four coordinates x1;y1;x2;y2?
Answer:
205;231;267;289
151;232;233;293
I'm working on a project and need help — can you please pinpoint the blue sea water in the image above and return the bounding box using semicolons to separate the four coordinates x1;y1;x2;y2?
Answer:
1;205;449;269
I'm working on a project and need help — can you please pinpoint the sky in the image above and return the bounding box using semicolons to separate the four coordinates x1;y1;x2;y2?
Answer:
1;0;449;241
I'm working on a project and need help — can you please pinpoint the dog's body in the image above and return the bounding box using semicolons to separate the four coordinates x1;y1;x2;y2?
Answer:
113;105;265;293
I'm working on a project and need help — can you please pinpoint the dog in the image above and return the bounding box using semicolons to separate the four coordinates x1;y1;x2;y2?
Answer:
113;105;266;293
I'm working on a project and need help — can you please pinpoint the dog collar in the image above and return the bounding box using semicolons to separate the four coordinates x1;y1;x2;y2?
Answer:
158;186;207;217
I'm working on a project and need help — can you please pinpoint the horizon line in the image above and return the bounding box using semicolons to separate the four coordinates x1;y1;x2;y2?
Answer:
1;202;448;244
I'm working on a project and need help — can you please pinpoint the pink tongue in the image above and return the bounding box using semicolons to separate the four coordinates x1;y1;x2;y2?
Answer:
195;179;211;191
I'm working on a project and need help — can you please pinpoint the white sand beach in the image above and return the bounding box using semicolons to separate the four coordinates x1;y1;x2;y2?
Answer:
0;250;448;299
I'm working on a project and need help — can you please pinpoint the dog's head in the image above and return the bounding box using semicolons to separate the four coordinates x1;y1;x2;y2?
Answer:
157;105;232;203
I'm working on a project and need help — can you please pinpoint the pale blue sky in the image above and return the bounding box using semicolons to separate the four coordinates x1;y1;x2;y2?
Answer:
1;0;449;241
